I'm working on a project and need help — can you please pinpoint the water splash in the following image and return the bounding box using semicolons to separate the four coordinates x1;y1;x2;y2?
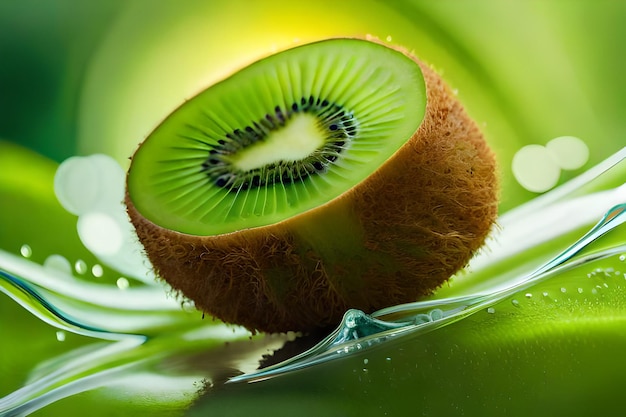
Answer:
229;207;626;382
230;148;626;383
1;148;625;412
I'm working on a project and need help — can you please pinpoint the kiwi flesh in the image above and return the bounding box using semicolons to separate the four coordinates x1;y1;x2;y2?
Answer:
126;38;498;333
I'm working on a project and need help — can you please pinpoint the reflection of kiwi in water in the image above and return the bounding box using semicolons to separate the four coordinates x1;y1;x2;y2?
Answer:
126;38;498;333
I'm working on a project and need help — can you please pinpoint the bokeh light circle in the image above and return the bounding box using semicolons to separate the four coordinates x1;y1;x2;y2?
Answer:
545;135;589;171
512;144;561;193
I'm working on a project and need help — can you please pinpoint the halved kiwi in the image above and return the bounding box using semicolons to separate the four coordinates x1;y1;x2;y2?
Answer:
126;38;498;333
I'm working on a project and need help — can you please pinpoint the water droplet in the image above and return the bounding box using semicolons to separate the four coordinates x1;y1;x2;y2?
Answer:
345;310;359;328
43;254;72;275
414;313;432;324
429;309;443;320
385;35;392;42
181;300;195;312
74;259;87;275
487;307;495;314
56;331;66;342
116;277;130;290
363;358;369;365
91;264;104;277
511;299;520;307
385;357;392;362
619;254;625;262
542;292;549;297
560;287;567;293
577;288;584;294
20;244;32;258
591;288;598;295
525;293;533;299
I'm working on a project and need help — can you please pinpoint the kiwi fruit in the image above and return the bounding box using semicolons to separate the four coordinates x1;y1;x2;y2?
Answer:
125;38;498;333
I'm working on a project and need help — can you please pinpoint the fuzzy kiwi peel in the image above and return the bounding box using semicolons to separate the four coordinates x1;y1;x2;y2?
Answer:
126;38;498;333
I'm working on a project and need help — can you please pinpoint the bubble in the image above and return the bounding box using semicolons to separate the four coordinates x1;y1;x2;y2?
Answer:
181;300;195;312
56;331;66;342
20;244;32;258
74;259;87;275
116;277;130;290
545;136;589;170
429;309;443;320
77;212;124;256
511;145;561;193
43;254;72;275
91;264;104;278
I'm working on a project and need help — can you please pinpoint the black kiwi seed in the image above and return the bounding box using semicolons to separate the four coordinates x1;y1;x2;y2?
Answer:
201;96;358;191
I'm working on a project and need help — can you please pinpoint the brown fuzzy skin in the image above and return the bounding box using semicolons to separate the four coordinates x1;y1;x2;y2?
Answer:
125;47;499;334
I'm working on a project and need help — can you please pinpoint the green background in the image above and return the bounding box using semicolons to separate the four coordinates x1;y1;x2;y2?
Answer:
1;1;625;416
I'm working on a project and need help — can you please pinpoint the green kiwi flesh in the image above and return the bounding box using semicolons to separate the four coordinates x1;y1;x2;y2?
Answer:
128;39;426;236
126;38;499;333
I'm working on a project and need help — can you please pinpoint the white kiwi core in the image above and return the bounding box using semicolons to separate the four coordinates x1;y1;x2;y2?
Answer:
230;113;326;171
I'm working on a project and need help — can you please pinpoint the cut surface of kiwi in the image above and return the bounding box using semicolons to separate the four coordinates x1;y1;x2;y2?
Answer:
127;39;426;236
126;38;498;333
